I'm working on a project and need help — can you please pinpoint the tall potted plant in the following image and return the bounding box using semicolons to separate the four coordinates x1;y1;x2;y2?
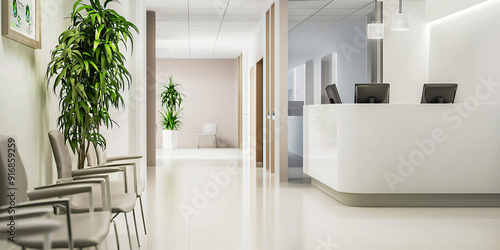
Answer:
46;0;138;169
159;76;185;149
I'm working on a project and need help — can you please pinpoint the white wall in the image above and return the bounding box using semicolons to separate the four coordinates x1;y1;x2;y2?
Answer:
428;0;500;103
156;59;238;148
100;0;147;174
426;0;488;22
0;0;74;192
0;0;146;195
289;17;369;104
383;0;429;104
383;0;500;104
241;15;265;158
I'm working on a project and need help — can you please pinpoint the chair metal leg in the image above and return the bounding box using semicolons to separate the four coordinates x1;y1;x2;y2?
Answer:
124;212;133;249
139;196;147;235
197;136;199;148
132;209;141;247
215;135;218;148
112;219;120;250
43;233;50;250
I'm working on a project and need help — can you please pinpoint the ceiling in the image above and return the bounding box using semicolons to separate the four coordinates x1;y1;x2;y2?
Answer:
289;0;375;48
145;0;273;59
146;0;375;59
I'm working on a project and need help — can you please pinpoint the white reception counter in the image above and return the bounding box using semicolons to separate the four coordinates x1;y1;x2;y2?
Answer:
304;104;500;206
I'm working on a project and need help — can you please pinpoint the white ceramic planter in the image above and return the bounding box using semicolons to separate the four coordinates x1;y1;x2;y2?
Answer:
162;130;178;149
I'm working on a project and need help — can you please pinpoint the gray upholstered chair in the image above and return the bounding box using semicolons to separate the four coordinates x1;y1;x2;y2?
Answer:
0;135;111;250
0;208;62;250
87;143;146;245
92;147;147;235
48;131;138;249
196;123;218;148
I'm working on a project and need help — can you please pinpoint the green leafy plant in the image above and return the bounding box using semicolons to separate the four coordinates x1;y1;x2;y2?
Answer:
159;76;185;130
46;0;138;169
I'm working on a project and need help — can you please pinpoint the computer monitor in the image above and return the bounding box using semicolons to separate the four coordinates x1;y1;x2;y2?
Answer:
421;83;458;104
354;83;390;103
325;84;342;104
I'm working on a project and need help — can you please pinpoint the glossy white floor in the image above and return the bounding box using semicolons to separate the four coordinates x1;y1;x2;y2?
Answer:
3;148;500;249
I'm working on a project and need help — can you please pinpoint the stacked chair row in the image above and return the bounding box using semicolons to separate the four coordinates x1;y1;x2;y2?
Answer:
0;131;146;250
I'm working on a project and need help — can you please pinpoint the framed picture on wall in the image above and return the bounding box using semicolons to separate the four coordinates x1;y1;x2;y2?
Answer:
2;0;41;49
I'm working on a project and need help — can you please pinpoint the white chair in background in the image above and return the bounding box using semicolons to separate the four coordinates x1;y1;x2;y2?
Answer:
196;123;218;148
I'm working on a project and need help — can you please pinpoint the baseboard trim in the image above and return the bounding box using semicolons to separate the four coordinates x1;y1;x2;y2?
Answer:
311;179;500;207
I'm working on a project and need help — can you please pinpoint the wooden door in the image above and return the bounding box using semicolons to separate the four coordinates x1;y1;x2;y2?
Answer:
256;59;264;163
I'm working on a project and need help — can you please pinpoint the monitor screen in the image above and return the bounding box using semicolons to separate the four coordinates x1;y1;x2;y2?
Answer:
355;83;390;103
325;84;342;104
421;83;458;104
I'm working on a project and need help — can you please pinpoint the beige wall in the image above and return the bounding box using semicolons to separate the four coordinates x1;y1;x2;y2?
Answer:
157;59;238;148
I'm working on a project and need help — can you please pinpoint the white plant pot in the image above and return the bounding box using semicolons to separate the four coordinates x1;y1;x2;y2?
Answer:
162;130;178;149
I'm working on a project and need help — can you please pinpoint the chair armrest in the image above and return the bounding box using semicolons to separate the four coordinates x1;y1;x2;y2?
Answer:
34;179;103;190
94;163;132;168
34;178;110;211
72;166;121;176
0;207;53;220
28;184;92;200
0;198;70;212
28;184;96;213
106;155;142;162
93;163;135;193
72;175;111;210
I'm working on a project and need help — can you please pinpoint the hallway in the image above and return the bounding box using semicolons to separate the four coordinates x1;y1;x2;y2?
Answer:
126;149;500;249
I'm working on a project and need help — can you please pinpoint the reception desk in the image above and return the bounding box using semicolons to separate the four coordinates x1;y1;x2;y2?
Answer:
304;104;500;206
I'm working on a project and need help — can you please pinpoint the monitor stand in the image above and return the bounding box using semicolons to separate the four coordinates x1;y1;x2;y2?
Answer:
437;97;444;103
369;97;375;103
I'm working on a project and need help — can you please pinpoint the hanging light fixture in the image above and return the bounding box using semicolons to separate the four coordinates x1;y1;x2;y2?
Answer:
392;0;411;31
367;0;384;39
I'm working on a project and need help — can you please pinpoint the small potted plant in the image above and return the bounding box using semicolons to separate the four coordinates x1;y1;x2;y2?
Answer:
159;76;185;148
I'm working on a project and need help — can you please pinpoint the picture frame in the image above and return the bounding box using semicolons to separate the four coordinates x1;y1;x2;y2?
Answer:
2;0;41;49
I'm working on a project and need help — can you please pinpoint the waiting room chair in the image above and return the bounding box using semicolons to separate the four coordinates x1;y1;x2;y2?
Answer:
0;208;62;250
87;142;146;245
0;135;112;250
48;131;137;249
196;123;218;148
94;147;147;235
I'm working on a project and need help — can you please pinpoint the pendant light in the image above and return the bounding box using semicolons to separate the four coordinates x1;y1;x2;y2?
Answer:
367;0;384;39
392;0;410;31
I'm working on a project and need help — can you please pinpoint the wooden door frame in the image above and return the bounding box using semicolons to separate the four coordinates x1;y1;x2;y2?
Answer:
250;66;256;157
270;3;276;174
265;10;270;171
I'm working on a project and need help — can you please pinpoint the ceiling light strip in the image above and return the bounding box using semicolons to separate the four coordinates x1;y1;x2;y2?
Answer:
212;0;231;59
